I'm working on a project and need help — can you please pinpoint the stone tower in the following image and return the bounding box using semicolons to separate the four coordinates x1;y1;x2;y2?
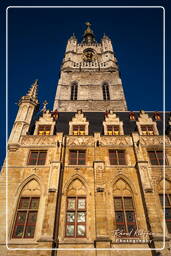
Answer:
53;22;127;112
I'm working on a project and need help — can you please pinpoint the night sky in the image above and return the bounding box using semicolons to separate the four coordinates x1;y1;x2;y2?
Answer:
0;0;171;166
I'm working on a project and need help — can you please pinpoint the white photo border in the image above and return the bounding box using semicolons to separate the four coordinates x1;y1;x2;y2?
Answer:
6;5;166;251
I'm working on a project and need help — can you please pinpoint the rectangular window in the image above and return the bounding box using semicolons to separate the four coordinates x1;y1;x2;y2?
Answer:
140;125;154;135
109;150;126;165
107;125;120;135
148;150;168;165
28;150;47;165
65;197;86;237
69;150;86;165
73;125;85;135
114;197;137;236
159;194;171;233
12;197;40;238
38;125;51;135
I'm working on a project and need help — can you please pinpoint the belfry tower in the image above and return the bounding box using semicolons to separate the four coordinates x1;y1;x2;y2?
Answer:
54;22;127;112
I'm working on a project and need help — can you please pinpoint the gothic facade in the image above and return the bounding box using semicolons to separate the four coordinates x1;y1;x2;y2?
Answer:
0;23;171;256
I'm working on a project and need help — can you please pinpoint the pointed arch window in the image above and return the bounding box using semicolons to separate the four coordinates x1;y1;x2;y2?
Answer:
113;179;137;237
159;194;171;233
71;83;78;100
102;83;110;100
65;179;87;238
66;197;86;237
12;179;40;239
114;196;137;235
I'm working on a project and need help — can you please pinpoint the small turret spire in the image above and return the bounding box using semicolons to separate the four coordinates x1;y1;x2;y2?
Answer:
19;79;39;106
27;79;38;100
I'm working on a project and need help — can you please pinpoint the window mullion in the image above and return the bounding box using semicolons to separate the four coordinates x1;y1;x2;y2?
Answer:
75;197;78;237
23;197;31;238
77;151;79;165
167;194;171;206
156;151;160;165
36;152;39;165
116;151;119;165
23;209;29;238
122;197;127;232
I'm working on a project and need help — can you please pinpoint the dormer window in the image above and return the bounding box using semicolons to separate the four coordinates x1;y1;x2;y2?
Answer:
107;125;120;135
73;125;85;135
140;125;154;135
69;110;89;136
38;125;51;135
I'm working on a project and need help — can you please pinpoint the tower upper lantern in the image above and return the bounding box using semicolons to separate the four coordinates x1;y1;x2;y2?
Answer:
82;22;96;44
54;23;127;112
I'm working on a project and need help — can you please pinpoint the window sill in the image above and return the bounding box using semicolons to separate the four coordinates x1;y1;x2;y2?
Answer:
7;239;39;245
109;165;127;167
150;165;169;167
61;237;90;244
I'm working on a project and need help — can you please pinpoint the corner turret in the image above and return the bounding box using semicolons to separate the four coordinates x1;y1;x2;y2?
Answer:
8;80;39;148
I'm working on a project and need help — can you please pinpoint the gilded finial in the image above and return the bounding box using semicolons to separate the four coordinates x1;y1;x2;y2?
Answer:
85;22;91;27
83;21;95;43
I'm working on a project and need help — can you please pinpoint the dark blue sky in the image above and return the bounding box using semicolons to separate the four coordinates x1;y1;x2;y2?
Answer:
0;0;171;166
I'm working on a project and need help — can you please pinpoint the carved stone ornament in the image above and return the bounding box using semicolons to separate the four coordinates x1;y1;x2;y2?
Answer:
67;136;94;146
31;167;40;173
22;179;41;196
138;165;152;191
72;110;87;123
140;136;170;146
100;136;132;146
113;179;132;197
67;179;86;196
94;164;105;185
20;135;57;145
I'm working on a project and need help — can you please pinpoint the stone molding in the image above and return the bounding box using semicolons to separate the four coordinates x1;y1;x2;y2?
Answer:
100;135;132;146
66;136;94;146
140;136;170;146
20;135;57;145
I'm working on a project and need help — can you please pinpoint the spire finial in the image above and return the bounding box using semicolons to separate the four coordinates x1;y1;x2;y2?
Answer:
85;21;91;27
26;79;38;100
82;21;96;44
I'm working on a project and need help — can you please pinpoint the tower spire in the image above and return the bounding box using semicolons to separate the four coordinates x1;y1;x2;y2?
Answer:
82;22;96;44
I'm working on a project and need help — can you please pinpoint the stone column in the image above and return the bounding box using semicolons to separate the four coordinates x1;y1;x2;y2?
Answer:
94;161;112;254
132;133;163;250
40;161;61;242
